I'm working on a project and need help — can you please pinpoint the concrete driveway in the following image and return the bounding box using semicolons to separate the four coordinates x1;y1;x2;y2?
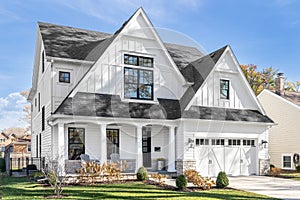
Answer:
229;176;300;200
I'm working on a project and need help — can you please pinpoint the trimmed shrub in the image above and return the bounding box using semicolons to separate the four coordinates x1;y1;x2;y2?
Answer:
0;158;5;172
269;167;281;177
296;165;300;172
184;169;215;190
136;166;148;181
216;171;229;188
176;175;187;190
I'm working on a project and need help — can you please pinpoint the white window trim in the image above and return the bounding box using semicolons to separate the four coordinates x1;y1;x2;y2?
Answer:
56;68;73;85
220;78;230;101
282;154;293;169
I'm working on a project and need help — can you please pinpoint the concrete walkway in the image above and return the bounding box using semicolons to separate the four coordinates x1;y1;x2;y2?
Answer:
229;176;300;200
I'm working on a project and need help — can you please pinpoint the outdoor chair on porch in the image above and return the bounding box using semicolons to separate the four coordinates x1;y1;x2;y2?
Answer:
110;153;120;163
80;154;100;165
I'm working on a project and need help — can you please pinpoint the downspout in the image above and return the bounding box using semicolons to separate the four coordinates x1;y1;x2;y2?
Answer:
49;59;54;163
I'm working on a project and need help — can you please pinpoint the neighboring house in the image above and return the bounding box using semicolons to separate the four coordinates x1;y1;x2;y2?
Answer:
27;8;273;176
0;132;10;156
1;131;31;158
258;73;300;170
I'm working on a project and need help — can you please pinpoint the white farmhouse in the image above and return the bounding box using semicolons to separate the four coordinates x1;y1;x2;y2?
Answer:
28;8;273;176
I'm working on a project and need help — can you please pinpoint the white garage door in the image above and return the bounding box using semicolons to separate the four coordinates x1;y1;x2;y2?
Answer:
195;138;257;177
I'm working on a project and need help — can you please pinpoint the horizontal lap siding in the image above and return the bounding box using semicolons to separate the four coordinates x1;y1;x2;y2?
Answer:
259;91;300;169
41;103;52;158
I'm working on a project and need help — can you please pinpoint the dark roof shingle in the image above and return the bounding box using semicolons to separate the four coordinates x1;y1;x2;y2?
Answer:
38;22;205;64
179;46;228;110
55;92;273;123
279;91;300;107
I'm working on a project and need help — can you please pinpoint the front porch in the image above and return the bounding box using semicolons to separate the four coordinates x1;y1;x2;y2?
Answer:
52;118;177;174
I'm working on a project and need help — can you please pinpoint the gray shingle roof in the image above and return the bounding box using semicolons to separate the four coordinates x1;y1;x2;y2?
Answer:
164;43;204;70
278;91;300;107
183;106;273;123
38;22;204;65
179;46;227;110
38;22;112;61
55;92;273;123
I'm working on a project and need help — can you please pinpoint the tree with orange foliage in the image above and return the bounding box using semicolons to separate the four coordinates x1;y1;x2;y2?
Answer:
240;65;277;95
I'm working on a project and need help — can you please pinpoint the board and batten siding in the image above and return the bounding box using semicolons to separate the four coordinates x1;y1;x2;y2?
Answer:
75;13;186;101
258;90;300;169
191;50;260;111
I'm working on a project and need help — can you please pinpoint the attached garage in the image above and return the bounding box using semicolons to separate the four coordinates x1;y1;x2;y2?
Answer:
195;138;257;177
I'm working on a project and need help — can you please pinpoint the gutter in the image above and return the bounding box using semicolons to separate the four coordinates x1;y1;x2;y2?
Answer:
46;56;94;65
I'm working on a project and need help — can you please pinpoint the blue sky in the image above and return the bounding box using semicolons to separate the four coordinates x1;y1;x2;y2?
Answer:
0;0;300;129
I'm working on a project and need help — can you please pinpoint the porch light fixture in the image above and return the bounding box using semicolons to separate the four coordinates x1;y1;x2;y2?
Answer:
188;138;195;148
261;140;268;144
188;138;194;144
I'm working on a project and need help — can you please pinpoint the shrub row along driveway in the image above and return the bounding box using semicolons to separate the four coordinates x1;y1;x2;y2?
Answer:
229;176;300;200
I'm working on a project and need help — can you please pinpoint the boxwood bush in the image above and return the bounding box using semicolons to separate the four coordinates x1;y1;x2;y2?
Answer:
216;171;229;188
0;158;5;172
136;166;148;181
176;174;187;190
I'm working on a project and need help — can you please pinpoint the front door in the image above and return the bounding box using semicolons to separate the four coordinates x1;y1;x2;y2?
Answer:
142;127;151;168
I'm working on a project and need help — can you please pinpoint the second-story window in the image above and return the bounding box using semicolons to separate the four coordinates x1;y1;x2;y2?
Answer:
220;79;230;100
59;71;70;83
124;54;153;68
124;68;153;100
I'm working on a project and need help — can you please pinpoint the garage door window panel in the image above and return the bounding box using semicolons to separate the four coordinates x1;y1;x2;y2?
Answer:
196;138;209;146
211;139;224;146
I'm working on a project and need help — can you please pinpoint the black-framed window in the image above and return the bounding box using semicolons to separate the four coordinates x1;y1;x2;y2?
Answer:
42;106;45;131
107;129;119;160
220;79;230;99
35;98;37;107
68;128;85;160
36;135;38;158
59;71;70;83
124;54;153;68
124;67;153;100
38;93;40;112
42;50;45;73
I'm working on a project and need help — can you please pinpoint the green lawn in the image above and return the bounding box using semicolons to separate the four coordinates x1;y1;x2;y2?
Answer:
0;176;277;200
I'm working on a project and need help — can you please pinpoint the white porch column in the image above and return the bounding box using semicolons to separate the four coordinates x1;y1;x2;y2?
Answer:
168;126;176;172
136;125;143;172
57;122;65;175
99;123;107;164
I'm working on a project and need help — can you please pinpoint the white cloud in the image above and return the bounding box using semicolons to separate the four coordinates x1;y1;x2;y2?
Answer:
0;92;29;130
